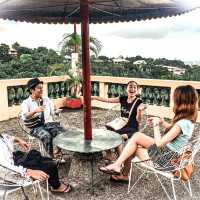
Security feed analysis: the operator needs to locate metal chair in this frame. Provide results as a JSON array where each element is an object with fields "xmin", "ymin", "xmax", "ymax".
[
  {"xmin": 18, "ymin": 109, "xmax": 64, "ymax": 156},
  {"xmin": 128, "ymin": 137, "xmax": 200, "ymax": 200},
  {"xmin": 18, "ymin": 113, "xmax": 47, "ymax": 156},
  {"xmin": 0, "ymin": 163, "xmax": 49, "ymax": 200}
]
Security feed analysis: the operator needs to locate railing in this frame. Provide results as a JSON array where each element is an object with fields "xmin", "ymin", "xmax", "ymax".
[
  {"xmin": 1, "ymin": 75, "xmax": 200, "ymax": 122},
  {"xmin": 1, "ymin": 76, "xmax": 67, "ymax": 120},
  {"xmin": 90, "ymin": 76, "xmax": 200, "ymax": 121}
]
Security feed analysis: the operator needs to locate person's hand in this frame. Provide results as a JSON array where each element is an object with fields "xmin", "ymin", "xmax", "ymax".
[
  {"xmin": 15, "ymin": 137, "xmax": 31, "ymax": 150},
  {"xmin": 26, "ymin": 169, "xmax": 49, "ymax": 181},
  {"xmin": 54, "ymin": 109, "xmax": 62, "ymax": 116},
  {"xmin": 159, "ymin": 117, "xmax": 165, "ymax": 125},
  {"xmin": 146, "ymin": 116, "xmax": 153, "ymax": 127},
  {"xmin": 121, "ymin": 134, "xmax": 128, "ymax": 140},
  {"xmin": 138, "ymin": 105, "xmax": 146, "ymax": 112},
  {"xmin": 153, "ymin": 117, "xmax": 160, "ymax": 127},
  {"xmin": 19, "ymin": 139, "xmax": 31, "ymax": 150},
  {"xmin": 34, "ymin": 106, "xmax": 44, "ymax": 113},
  {"xmin": 147, "ymin": 117, "xmax": 163, "ymax": 127}
]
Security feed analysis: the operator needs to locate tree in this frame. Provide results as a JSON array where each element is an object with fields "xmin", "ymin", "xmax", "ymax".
[
  {"xmin": 59, "ymin": 32, "xmax": 102, "ymax": 57},
  {"xmin": 0, "ymin": 43, "xmax": 12, "ymax": 63},
  {"xmin": 47, "ymin": 63, "xmax": 70, "ymax": 76},
  {"xmin": 17, "ymin": 46, "xmax": 33, "ymax": 56},
  {"xmin": 12, "ymin": 42, "xmax": 20, "ymax": 51}
]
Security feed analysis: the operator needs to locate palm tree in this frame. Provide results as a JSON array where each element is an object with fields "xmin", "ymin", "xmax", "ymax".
[
  {"xmin": 59, "ymin": 24, "xmax": 102, "ymax": 57},
  {"xmin": 66, "ymin": 71, "xmax": 82, "ymax": 98},
  {"xmin": 47, "ymin": 63, "xmax": 70, "ymax": 76}
]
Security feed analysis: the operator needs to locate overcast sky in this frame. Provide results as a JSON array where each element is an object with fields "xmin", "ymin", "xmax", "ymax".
[{"xmin": 0, "ymin": 8, "xmax": 200, "ymax": 62}]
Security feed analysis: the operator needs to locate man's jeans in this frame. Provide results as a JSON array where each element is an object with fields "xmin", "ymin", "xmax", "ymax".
[{"xmin": 30, "ymin": 122, "xmax": 65, "ymax": 156}]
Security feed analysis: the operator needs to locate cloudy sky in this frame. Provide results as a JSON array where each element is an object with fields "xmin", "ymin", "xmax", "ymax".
[{"xmin": 0, "ymin": 8, "xmax": 200, "ymax": 62}]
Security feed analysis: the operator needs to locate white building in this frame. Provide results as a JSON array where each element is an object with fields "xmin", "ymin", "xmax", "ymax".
[
  {"xmin": 162, "ymin": 65, "xmax": 186, "ymax": 75},
  {"xmin": 113, "ymin": 57, "xmax": 129, "ymax": 64},
  {"xmin": 133, "ymin": 60, "xmax": 147, "ymax": 65}
]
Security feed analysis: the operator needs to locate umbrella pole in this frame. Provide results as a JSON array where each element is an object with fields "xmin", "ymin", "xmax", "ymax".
[{"xmin": 80, "ymin": 0, "xmax": 92, "ymax": 140}]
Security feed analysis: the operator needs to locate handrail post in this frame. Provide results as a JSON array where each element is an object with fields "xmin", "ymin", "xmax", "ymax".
[{"xmin": 0, "ymin": 83, "xmax": 9, "ymax": 120}]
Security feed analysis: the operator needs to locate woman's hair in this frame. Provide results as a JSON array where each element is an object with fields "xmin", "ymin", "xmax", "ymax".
[
  {"xmin": 172, "ymin": 85, "xmax": 198, "ymax": 123},
  {"xmin": 127, "ymin": 81, "xmax": 138, "ymax": 88},
  {"xmin": 127, "ymin": 81, "xmax": 140, "ymax": 97}
]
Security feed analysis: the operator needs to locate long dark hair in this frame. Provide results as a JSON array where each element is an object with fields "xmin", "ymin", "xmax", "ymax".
[{"xmin": 172, "ymin": 85, "xmax": 198, "ymax": 124}]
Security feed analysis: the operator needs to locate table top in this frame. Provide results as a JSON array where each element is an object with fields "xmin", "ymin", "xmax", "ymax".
[{"xmin": 53, "ymin": 128, "xmax": 122, "ymax": 153}]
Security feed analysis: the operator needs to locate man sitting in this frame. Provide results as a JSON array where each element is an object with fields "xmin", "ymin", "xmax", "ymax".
[
  {"xmin": 0, "ymin": 133, "xmax": 71, "ymax": 193},
  {"xmin": 21, "ymin": 78, "xmax": 65, "ymax": 157}
]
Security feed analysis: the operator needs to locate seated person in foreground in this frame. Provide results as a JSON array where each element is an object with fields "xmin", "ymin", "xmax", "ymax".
[
  {"xmin": 21, "ymin": 78, "xmax": 65, "ymax": 157},
  {"xmin": 92, "ymin": 81, "xmax": 145, "ymax": 158},
  {"xmin": 99, "ymin": 85, "xmax": 198, "ymax": 182},
  {"xmin": 0, "ymin": 133, "xmax": 71, "ymax": 193}
]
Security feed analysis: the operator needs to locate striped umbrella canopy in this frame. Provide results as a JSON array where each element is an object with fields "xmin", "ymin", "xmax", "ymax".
[{"xmin": 0, "ymin": 0, "xmax": 198, "ymax": 140}]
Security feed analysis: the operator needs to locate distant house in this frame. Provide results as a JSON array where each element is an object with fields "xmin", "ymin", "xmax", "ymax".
[
  {"xmin": 113, "ymin": 57, "xmax": 129, "ymax": 64},
  {"xmin": 9, "ymin": 48, "xmax": 17, "ymax": 57},
  {"xmin": 133, "ymin": 60, "xmax": 147, "ymax": 65},
  {"xmin": 162, "ymin": 65, "xmax": 186, "ymax": 75},
  {"xmin": 92, "ymin": 59, "xmax": 104, "ymax": 63}
]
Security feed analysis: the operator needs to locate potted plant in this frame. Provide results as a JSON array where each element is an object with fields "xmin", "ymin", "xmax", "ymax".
[{"xmin": 65, "ymin": 71, "xmax": 83, "ymax": 109}]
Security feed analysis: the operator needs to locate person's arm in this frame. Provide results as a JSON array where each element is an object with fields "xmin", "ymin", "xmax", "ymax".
[
  {"xmin": 153, "ymin": 118, "xmax": 162, "ymax": 147},
  {"xmin": 159, "ymin": 117, "xmax": 171, "ymax": 129},
  {"xmin": 91, "ymin": 96, "xmax": 119, "ymax": 103},
  {"xmin": 21, "ymin": 101, "xmax": 44, "ymax": 119},
  {"xmin": 0, "ymin": 135, "xmax": 48, "ymax": 180},
  {"xmin": 26, "ymin": 107, "xmax": 44, "ymax": 119},
  {"xmin": 136, "ymin": 103, "xmax": 146, "ymax": 123},
  {"xmin": 48, "ymin": 98, "xmax": 56, "ymax": 114},
  {"xmin": 153, "ymin": 118, "xmax": 180, "ymax": 148},
  {"xmin": 0, "ymin": 134, "xmax": 28, "ymax": 176}
]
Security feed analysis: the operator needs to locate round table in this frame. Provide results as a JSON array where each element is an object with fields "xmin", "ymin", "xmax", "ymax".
[
  {"xmin": 54, "ymin": 128, "xmax": 122, "ymax": 153},
  {"xmin": 54, "ymin": 128, "xmax": 122, "ymax": 193}
]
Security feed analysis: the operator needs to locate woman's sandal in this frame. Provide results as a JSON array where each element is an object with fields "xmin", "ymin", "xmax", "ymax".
[
  {"xmin": 51, "ymin": 183, "xmax": 71, "ymax": 193},
  {"xmin": 110, "ymin": 175, "xmax": 129, "ymax": 183},
  {"xmin": 99, "ymin": 166, "xmax": 121, "ymax": 176}
]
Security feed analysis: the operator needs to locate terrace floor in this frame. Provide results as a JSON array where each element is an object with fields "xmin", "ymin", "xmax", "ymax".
[{"xmin": 1, "ymin": 108, "xmax": 200, "ymax": 200}]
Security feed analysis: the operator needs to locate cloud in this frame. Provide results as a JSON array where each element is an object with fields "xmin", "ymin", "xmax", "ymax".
[
  {"xmin": 0, "ymin": 9, "xmax": 200, "ymax": 62},
  {"xmin": 109, "ymin": 26, "xmax": 168, "ymax": 39},
  {"xmin": 0, "ymin": 26, "xmax": 6, "ymax": 32},
  {"xmin": 104, "ymin": 9, "xmax": 200, "ymax": 40}
]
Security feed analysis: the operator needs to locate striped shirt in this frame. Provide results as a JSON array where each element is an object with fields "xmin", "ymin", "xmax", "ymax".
[{"xmin": 21, "ymin": 96, "xmax": 55, "ymax": 123}]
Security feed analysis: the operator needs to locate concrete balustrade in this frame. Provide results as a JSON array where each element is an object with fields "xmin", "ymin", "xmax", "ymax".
[
  {"xmin": 0, "ymin": 75, "xmax": 200, "ymax": 122},
  {"xmin": 90, "ymin": 76, "xmax": 200, "ymax": 121},
  {"xmin": 0, "ymin": 76, "xmax": 67, "ymax": 121}
]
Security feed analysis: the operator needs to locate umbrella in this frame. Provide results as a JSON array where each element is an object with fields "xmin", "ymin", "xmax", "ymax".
[
  {"xmin": 0, "ymin": 0, "xmax": 198, "ymax": 140},
  {"xmin": 0, "ymin": 1, "xmax": 197, "ymax": 24}
]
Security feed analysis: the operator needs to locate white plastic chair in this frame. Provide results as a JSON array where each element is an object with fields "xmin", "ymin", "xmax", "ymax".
[
  {"xmin": 0, "ymin": 163, "xmax": 49, "ymax": 200},
  {"xmin": 128, "ymin": 137, "xmax": 200, "ymax": 200}
]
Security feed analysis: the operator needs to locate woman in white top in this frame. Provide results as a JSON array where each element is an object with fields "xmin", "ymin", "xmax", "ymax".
[{"xmin": 99, "ymin": 85, "xmax": 198, "ymax": 182}]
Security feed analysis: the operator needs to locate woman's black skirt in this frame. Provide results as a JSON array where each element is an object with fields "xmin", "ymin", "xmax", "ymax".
[{"xmin": 106, "ymin": 125, "xmax": 138, "ymax": 139}]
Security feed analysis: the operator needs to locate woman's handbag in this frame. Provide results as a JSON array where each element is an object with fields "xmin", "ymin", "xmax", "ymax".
[
  {"xmin": 171, "ymin": 150, "xmax": 194, "ymax": 181},
  {"xmin": 106, "ymin": 98, "xmax": 139, "ymax": 131}
]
